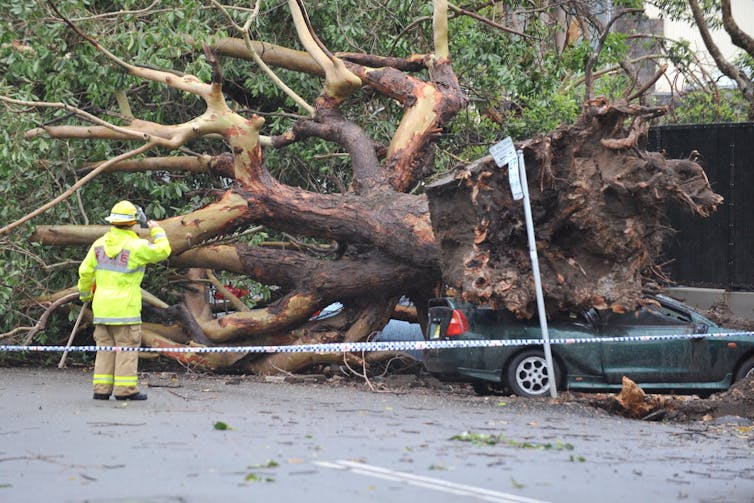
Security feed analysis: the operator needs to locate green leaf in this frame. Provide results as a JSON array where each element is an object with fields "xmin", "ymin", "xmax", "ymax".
[
  {"xmin": 248, "ymin": 460, "xmax": 279, "ymax": 469},
  {"xmin": 244, "ymin": 473, "xmax": 275, "ymax": 483}
]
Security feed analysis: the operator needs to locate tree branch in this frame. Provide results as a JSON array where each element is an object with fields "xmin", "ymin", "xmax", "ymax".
[
  {"xmin": 688, "ymin": 0, "xmax": 753, "ymax": 99},
  {"xmin": 447, "ymin": 2, "xmax": 526, "ymax": 38},
  {"xmin": 211, "ymin": 0, "xmax": 315, "ymax": 115},
  {"xmin": 582, "ymin": 7, "xmax": 644, "ymax": 101},
  {"xmin": 433, "ymin": 0, "xmax": 450, "ymax": 59},
  {"xmin": 721, "ymin": 0, "xmax": 754, "ymax": 56},
  {"xmin": 292, "ymin": 112, "xmax": 383, "ymax": 191},
  {"xmin": 627, "ymin": 63, "xmax": 668, "ymax": 102},
  {"xmin": 0, "ymin": 135, "xmax": 155, "ymax": 236},
  {"xmin": 0, "ymin": 292, "xmax": 78, "ymax": 343},
  {"xmin": 288, "ymin": 0, "xmax": 362, "ymax": 101}
]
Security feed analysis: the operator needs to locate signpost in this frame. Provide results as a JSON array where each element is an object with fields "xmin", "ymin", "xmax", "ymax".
[{"xmin": 490, "ymin": 138, "xmax": 558, "ymax": 398}]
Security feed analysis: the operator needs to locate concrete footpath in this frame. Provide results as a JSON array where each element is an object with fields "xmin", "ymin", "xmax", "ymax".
[{"xmin": 1, "ymin": 367, "xmax": 753, "ymax": 503}]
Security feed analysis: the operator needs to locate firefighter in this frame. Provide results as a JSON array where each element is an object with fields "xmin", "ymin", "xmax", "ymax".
[{"xmin": 78, "ymin": 200, "xmax": 171, "ymax": 401}]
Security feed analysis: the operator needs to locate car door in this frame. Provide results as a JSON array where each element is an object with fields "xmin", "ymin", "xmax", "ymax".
[
  {"xmin": 599, "ymin": 302, "xmax": 708, "ymax": 385},
  {"xmin": 526, "ymin": 310, "xmax": 605, "ymax": 384}
]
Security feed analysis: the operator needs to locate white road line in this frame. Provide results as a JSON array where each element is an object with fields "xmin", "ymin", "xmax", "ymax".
[{"xmin": 313, "ymin": 460, "xmax": 550, "ymax": 503}]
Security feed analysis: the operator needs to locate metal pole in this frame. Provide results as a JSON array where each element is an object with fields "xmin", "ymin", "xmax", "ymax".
[{"xmin": 517, "ymin": 150, "xmax": 558, "ymax": 398}]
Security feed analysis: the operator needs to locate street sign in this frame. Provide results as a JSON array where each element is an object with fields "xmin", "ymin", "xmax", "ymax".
[
  {"xmin": 489, "ymin": 137, "xmax": 517, "ymax": 168},
  {"xmin": 489, "ymin": 137, "xmax": 523, "ymax": 200}
]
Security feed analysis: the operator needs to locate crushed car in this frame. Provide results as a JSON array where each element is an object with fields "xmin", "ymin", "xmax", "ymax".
[{"xmin": 424, "ymin": 295, "xmax": 754, "ymax": 397}]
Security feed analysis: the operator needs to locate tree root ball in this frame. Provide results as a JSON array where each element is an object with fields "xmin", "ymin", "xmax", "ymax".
[{"xmin": 427, "ymin": 99, "xmax": 723, "ymax": 318}]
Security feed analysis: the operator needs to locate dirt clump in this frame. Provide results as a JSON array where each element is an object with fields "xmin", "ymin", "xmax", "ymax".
[
  {"xmin": 572, "ymin": 376, "xmax": 754, "ymax": 423},
  {"xmin": 695, "ymin": 375, "xmax": 754, "ymax": 421},
  {"xmin": 703, "ymin": 300, "xmax": 754, "ymax": 332},
  {"xmin": 614, "ymin": 376, "xmax": 660, "ymax": 419}
]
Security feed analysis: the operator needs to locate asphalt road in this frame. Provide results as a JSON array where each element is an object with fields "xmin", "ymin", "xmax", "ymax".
[{"xmin": 1, "ymin": 367, "xmax": 752, "ymax": 503}]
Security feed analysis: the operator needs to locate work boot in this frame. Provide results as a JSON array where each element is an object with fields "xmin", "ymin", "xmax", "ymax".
[
  {"xmin": 93, "ymin": 393, "xmax": 110, "ymax": 400},
  {"xmin": 115, "ymin": 392, "xmax": 148, "ymax": 401}
]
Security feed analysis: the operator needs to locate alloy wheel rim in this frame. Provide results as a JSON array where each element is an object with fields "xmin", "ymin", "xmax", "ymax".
[{"xmin": 515, "ymin": 356, "xmax": 550, "ymax": 396}]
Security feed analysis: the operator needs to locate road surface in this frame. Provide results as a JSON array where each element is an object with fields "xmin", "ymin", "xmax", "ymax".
[{"xmin": 1, "ymin": 367, "xmax": 752, "ymax": 502}]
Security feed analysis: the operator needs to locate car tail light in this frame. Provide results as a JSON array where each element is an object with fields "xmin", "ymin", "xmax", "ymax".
[{"xmin": 445, "ymin": 309, "xmax": 469, "ymax": 336}]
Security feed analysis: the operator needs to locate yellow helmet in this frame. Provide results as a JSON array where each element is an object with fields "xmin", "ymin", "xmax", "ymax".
[{"xmin": 105, "ymin": 200, "xmax": 138, "ymax": 225}]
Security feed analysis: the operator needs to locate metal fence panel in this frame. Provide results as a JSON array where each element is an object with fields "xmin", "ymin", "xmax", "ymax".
[
  {"xmin": 730, "ymin": 124, "xmax": 754, "ymax": 289},
  {"xmin": 649, "ymin": 123, "xmax": 754, "ymax": 290}
]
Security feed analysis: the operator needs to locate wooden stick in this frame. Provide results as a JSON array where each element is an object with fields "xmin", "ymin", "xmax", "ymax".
[{"xmin": 58, "ymin": 302, "xmax": 87, "ymax": 368}]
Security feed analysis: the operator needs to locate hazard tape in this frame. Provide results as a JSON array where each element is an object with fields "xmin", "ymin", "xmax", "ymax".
[{"xmin": 1, "ymin": 330, "xmax": 753, "ymax": 354}]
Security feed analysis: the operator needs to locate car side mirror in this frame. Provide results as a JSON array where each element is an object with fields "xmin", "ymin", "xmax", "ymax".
[{"xmin": 694, "ymin": 322, "xmax": 708, "ymax": 335}]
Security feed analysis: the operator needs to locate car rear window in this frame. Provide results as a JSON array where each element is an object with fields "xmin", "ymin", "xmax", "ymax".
[{"xmin": 601, "ymin": 304, "xmax": 692, "ymax": 327}]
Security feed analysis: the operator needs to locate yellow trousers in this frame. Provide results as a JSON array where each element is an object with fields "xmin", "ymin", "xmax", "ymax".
[{"xmin": 92, "ymin": 324, "xmax": 141, "ymax": 397}]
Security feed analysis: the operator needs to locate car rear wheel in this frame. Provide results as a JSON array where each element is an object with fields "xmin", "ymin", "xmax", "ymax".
[
  {"xmin": 506, "ymin": 350, "xmax": 559, "ymax": 397},
  {"xmin": 734, "ymin": 356, "xmax": 754, "ymax": 381}
]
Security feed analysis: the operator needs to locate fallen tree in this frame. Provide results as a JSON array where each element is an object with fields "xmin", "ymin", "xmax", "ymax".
[{"xmin": 1, "ymin": 2, "xmax": 722, "ymax": 373}]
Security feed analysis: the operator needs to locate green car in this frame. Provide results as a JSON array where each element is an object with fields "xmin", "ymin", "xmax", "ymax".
[{"xmin": 424, "ymin": 295, "xmax": 754, "ymax": 397}]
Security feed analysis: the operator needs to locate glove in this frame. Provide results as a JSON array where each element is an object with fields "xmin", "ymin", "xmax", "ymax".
[{"xmin": 80, "ymin": 293, "xmax": 93, "ymax": 303}]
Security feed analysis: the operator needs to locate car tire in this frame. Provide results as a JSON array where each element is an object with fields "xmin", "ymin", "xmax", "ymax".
[
  {"xmin": 506, "ymin": 350, "xmax": 560, "ymax": 398},
  {"xmin": 734, "ymin": 355, "xmax": 754, "ymax": 381}
]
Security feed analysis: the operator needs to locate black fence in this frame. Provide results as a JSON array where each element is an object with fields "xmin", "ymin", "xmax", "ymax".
[{"xmin": 648, "ymin": 123, "xmax": 754, "ymax": 290}]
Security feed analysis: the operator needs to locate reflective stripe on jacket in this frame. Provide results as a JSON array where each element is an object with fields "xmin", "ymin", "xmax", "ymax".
[{"xmin": 78, "ymin": 226, "xmax": 171, "ymax": 325}]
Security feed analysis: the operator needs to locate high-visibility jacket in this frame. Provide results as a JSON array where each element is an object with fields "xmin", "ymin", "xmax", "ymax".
[{"xmin": 78, "ymin": 226, "xmax": 171, "ymax": 325}]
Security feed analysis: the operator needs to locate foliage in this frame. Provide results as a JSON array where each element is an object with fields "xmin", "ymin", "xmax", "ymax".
[
  {"xmin": 0, "ymin": 0, "xmax": 225, "ymax": 336},
  {"xmin": 649, "ymin": 0, "xmax": 722, "ymax": 28},
  {"xmin": 660, "ymin": 88, "xmax": 749, "ymax": 124}
]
